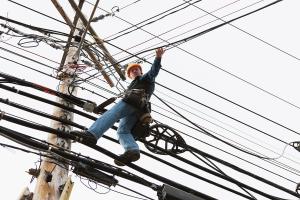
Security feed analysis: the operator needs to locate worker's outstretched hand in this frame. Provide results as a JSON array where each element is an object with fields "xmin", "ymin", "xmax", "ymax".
[{"xmin": 155, "ymin": 47, "xmax": 164, "ymax": 58}]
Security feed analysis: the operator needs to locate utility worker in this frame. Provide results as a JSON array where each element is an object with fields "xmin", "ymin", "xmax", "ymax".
[{"xmin": 74, "ymin": 47, "xmax": 165, "ymax": 166}]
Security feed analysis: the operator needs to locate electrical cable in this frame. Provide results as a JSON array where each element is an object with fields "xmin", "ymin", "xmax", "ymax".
[
  {"xmin": 2, "ymin": 45, "xmax": 300, "ymax": 173},
  {"xmin": 2, "ymin": 2, "xmax": 300, "ymax": 198},
  {"xmin": 2, "ymin": 80, "xmax": 299, "ymax": 182},
  {"xmin": 182, "ymin": 0, "xmax": 300, "ymax": 61},
  {"xmin": 7, "ymin": 0, "xmax": 72, "ymax": 28},
  {"xmin": 2, "ymin": 60, "xmax": 300, "ymax": 177},
  {"xmin": 153, "ymin": 93, "xmax": 280, "ymax": 159},
  {"xmin": 3, "ymin": 78, "xmax": 300, "ymax": 182},
  {"xmin": 0, "ymin": 124, "xmax": 217, "ymax": 200},
  {"xmin": 105, "ymin": 0, "xmax": 202, "ymax": 41},
  {"xmin": 1, "ymin": 110, "xmax": 298, "ymax": 199},
  {"xmin": 4, "ymin": 9, "xmax": 299, "ymax": 145},
  {"xmin": 0, "ymin": 65, "xmax": 294, "ymax": 161}
]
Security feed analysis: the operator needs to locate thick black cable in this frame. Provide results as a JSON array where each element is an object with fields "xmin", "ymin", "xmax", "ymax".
[
  {"xmin": 0, "ymin": 81, "xmax": 298, "ymax": 183},
  {"xmin": 2, "ymin": 56, "xmax": 300, "ymax": 180},
  {"xmin": 2, "ymin": 81, "xmax": 300, "ymax": 197},
  {"xmin": 0, "ymin": 126, "xmax": 159, "ymax": 191},
  {"xmin": 1, "ymin": 110, "xmax": 297, "ymax": 199},
  {"xmin": 103, "ymin": 136, "xmax": 296, "ymax": 200},
  {"xmin": 0, "ymin": 83, "xmax": 95, "ymax": 120},
  {"xmin": 2, "ymin": 79, "xmax": 299, "ymax": 183},
  {"xmin": 0, "ymin": 124, "xmax": 217, "ymax": 200},
  {"xmin": 0, "ymin": 71, "xmax": 90, "ymax": 108},
  {"xmin": 0, "ymin": 97, "xmax": 86, "ymax": 130}
]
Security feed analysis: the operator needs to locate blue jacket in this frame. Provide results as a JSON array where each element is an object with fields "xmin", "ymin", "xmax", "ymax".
[{"xmin": 127, "ymin": 57, "xmax": 162, "ymax": 99}]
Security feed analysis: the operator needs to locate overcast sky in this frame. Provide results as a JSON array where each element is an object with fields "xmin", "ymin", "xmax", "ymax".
[{"xmin": 1, "ymin": 0, "xmax": 300, "ymax": 200}]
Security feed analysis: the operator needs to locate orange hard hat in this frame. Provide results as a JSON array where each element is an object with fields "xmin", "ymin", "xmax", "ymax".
[{"xmin": 126, "ymin": 63, "xmax": 142, "ymax": 78}]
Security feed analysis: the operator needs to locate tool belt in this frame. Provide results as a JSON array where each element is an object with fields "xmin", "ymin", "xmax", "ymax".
[{"xmin": 122, "ymin": 89, "xmax": 148, "ymax": 109}]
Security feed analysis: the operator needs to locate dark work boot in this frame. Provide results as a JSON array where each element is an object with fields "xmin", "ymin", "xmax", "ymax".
[
  {"xmin": 114, "ymin": 150, "xmax": 140, "ymax": 166},
  {"xmin": 71, "ymin": 130, "xmax": 97, "ymax": 145}
]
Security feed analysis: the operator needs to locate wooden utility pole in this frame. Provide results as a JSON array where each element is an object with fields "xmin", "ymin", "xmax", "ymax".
[
  {"xmin": 32, "ymin": 1, "xmax": 97, "ymax": 199},
  {"xmin": 32, "ymin": 32, "xmax": 81, "ymax": 200},
  {"xmin": 30, "ymin": 0, "xmax": 123, "ymax": 198}
]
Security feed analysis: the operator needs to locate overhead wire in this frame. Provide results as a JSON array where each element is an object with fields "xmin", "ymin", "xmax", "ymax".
[
  {"xmin": 1, "ymin": 53, "xmax": 298, "ymax": 170},
  {"xmin": 104, "ymin": 0, "xmax": 203, "ymax": 41},
  {"xmin": 0, "ymin": 124, "xmax": 218, "ymax": 199},
  {"xmin": 2, "ymin": 36, "xmax": 300, "ymax": 177},
  {"xmin": 92, "ymin": 0, "xmax": 300, "ymax": 136},
  {"xmin": 1, "ymin": 82, "xmax": 298, "ymax": 196},
  {"xmin": 182, "ymin": 0, "xmax": 300, "ymax": 61},
  {"xmin": 106, "ymin": 0, "xmax": 244, "ymax": 58},
  {"xmin": 2, "ymin": 122, "xmax": 286, "ymax": 199},
  {"xmin": 5, "ymin": 0, "xmax": 295, "ymax": 132},
  {"xmin": 2, "ymin": 43, "xmax": 300, "ymax": 177},
  {"xmin": 2, "ymin": 78, "xmax": 299, "ymax": 180},
  {"xmin": 1, "ymin": 83, "xmax": 298, "ymax": 198},
  {"xmin": 7, "ymin": 0, "xmax": 72, "ymax": 28},
  {"xmin": 5, "ymin": 2, "xmax": 299, "ymax": 147},
  {"xmin": 2, "ymin": 1, "xmax": 300, "ymax": 198}
]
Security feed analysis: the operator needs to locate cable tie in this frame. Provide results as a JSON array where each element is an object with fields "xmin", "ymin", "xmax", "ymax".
[
  {"xmin": 83, "ymin": 101, "xmax": 96, "ymax": 113},
  {"xmin": 0, "ymin": 110, "xmax": 4, "ymax": 120}
]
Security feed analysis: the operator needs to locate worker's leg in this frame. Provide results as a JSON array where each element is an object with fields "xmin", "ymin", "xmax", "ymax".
[
  {"xmin": 88, "ymin": 100, "xmax": 137, "ymax": 139},
  {"xmin": 117, "ymin": 114, "xmax": 139, "ymax": 151}
]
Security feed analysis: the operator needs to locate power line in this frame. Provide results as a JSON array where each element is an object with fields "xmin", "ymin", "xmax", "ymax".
[
  {"xmin": 182, "ymin": 0, "xmax": 300, "ymax": 61},
  {"xmin": 104, "ymin": 0, "xmax": 203, "ymax": 41}
]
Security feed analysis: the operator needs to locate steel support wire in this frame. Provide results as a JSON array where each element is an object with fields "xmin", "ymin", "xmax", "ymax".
[{"xmin": 0, "ymin": 126, "xmax": 158, "ymax": 191}]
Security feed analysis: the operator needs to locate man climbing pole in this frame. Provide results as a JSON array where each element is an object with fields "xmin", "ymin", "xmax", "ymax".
[{"xmin": 73, "ymin": 47, "xmax": 165, "ymax": 166}]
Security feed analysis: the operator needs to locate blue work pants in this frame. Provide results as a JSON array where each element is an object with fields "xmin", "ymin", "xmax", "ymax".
[{"xmin": 88, "ymin": 100, "xmax": 139, "ymax": 151}]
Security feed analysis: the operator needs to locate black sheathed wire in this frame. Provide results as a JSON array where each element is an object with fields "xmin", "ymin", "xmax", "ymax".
[{"xmin": 1, "ymin": 110, "xmax": 298, "ymax": 199}]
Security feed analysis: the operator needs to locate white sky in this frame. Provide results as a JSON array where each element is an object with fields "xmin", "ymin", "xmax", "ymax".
[{"xmin": 1, "ymin": 0, "xmax": 300, "ymax": 200}]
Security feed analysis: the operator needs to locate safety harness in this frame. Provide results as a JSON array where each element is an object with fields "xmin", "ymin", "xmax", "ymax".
[{"xmin": 94, "ymin": 77, "xmax": 154, "ymax": 139}]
